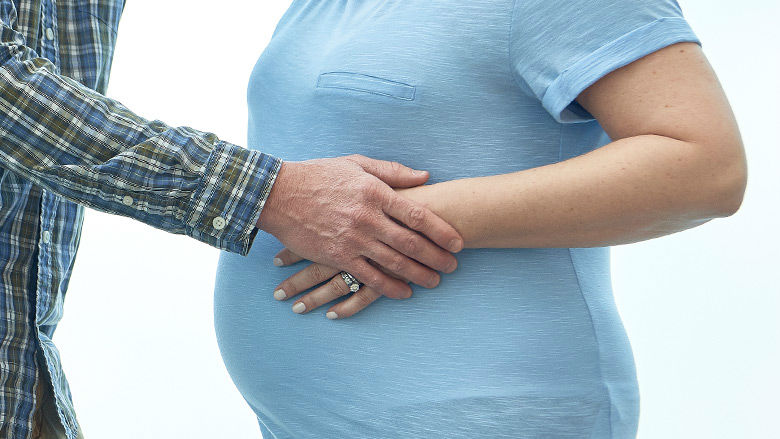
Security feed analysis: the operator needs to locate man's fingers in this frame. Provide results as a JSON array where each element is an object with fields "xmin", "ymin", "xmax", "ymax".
[
  {"xmin": 273, "ymin": 262, "xmax": 340, "ymax": 301},
  {"xmin": 379, "ymin": 220, "xmax": 458, "ymax": 274},
  {"xmin": 326, "ymin": 285, "xmax": 384, "ymax": 319},
  {"xmin": 274, "ymin": 247, "xmax": 304, "ymax": 266},
  {"xmin": 364, "ymin": 242, "xmax": 440, "ymax": 289},
  {"xmin": 349, "ymin": 258, "xmax": 412, "ymax": 299},
  {"xmin": 346, "ymin": 154, "xmax": 429, "ymax": 188},
  {"xmin": 382, "ymin": 191, "xmax": 463, "ymax": 253}
]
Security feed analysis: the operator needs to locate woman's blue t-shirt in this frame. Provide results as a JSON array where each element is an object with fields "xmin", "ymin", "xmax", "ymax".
[{"xmin": 213, "ymin": 1, "xmax": 700, "ymax": 438}]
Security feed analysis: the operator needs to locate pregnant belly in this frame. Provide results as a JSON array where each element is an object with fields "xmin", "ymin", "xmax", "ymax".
[{"xmin": 214, "ymin": 232, "xmax": 614, "ymax": 437}]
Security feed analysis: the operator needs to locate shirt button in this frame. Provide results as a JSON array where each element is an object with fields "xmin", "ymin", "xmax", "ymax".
[
  {"xmin": 42, "ymin": 230, "xmax": 51, "ymax": 244},
  {"xmin": 212, "ymin": 216, "xmax": 226, "ymax": 230},
  {"xmin": 45, "ymin": 27, "xmax": 55, "ymax": 41},
  {"xmin": 122, "ymin": 195, "xmax": 134, "ymax": 206}
]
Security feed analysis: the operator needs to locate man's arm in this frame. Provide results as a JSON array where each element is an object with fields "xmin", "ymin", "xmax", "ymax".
[
  {"xmin": 0, "ymin": 12, "xmax": 280, "ymax": 256},
  {"xmin": 0, "ymin": 9, "xmax": 463, "ymax": 298}
]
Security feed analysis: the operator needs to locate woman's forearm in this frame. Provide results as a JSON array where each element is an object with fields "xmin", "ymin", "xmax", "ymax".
[{"xmin": 397, "ymin": 134, "xmax": 746, "ymax": 248}]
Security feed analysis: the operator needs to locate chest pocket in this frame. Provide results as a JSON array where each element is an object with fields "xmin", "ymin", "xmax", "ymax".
[{"xmin": 316, "ymin": 71, "xmax": 416, "ymax": 101}]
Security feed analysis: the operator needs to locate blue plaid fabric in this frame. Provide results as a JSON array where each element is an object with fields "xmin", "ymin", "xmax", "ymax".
[{"xmin": 0, "ymin": 1, "xmax": 282, "ymax": 437}]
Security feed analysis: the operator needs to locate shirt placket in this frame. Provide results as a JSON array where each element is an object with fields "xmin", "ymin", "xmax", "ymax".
[
  {"xmin": 35, "ymin": 0, "xmax": 58, "ymax": 334},
  {"xmin": 35, "ymin": 1, "xmax": 73, "ymax": 437}
]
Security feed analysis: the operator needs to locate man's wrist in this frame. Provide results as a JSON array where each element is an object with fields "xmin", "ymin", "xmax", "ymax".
[{"xmin": 256, "ymin": 160, "xmax": 291, "ymax": 234}]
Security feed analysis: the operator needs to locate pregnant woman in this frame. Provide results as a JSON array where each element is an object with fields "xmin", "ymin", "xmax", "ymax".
[{"xmin": 214, "ymin": 0, "xmax": 746, "ymax": 438}]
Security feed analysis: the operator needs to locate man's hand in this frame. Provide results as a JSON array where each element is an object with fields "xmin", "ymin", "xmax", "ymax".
[{"xmin": 256, "ymin": 154, "xmax": 463, "ymax": 299}]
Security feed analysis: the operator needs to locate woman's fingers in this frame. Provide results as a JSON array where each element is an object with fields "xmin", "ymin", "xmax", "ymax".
[
  {"xmin": 288, "ymin": 272, "xmax": 374, "ymax": 315},
  {"xmin": 273, "ymin": 262, "xmax": 339, "ymax": 301},
  {"xmin": 325, "ymin": 285, "xmax": 384, "ymax": 319},
  {"xmin": 286, "ymin": 273, "xmax": 387, "ymax": 319},
  {"xmin": 278, "ymin": 260, "xmax": 415, "ymax": 318},
  {"xmin": 272, "ymin": 235, "xmax": 435, "ymax": 317},
  {"xmin": 274, "ymin": 247, "xmax": 305, "ymax": 266}
]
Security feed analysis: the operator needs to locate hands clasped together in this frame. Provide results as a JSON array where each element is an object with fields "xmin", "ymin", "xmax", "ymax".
[{"xmin": 255, "ymin": 154, "xmax": 463, "ymax": 319}]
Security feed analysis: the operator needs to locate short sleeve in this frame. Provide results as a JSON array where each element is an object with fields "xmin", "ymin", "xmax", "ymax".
[{"xmin": 509, "ymin": 0, "xmax": 701, "ymax": 124}]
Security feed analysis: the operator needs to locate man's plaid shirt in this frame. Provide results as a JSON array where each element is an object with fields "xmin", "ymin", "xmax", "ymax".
[{"xmin": 0, "ymin": 1, "xmax": 282, "ymax": 437}]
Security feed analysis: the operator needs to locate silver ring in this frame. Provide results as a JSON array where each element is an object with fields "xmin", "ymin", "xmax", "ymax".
[{"xmin": 340, "ymin": 272, "xmax": 362, "ymax": 293}]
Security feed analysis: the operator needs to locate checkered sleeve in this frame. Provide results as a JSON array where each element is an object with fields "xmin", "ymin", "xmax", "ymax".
[{"xmin": 0, "ymin": 13, "xmax": 282, "ymax": 256}]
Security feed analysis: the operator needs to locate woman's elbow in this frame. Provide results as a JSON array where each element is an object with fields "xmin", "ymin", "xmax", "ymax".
[{"xmin": 711, "ymin": 140, "xmax": 748, "ymax": 217}]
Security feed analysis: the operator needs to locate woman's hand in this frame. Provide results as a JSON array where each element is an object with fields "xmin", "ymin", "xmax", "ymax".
[
  {"xmin": 271, "ymin": 247, "xmax": 408, "ymax": 319},
  {"xmin": 271, "ymin": 185, "xmax": 455, "ymax": 319}
]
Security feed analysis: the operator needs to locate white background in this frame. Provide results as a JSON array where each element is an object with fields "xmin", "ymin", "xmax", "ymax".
[{"xmin": 53, "ymin": 1, "xmax": 779, "ymax": 438}]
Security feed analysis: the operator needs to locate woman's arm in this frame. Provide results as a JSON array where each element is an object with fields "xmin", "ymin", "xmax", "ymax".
[
  {"xmin": 397, "ymin": 42, "xmax": 747, "ymax": 248},
  {"xmin": 270, "ymin": 42, "xmax": 748, "ymax": 319}
]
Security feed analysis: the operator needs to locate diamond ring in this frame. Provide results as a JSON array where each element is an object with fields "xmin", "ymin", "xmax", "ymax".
[{"xmin": 340, "ymin": 272, "xmax": 362, "ymax": 293}]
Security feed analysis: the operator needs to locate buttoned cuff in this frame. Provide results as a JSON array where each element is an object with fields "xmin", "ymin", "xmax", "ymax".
[{"xmin": 185, "ymin": 140, "xmax": 282, "ymax": 256}]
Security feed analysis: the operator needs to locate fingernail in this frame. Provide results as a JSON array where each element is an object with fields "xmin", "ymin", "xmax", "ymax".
[
  {"xmin": 326, "ymin": 311, "xmax": 339, "ymax": 320},
  {"xmin": 448, "ymin": 239, "xmax": 463, "ymax": 252},
  {"xmin": 273, "ymin": 258, "xmax": 284, "ymax": 266},
  {"xmin": 273, "ymin": 289, "xmax": 287, "ymax": 300},
  {"xmin": 447, "ymin": 259, "xmax": 458, "ymax": 273},
  {"xmin": 413, "ymin": 169, "xmax": 427, "ymax": 176},
  {"xmin": 292, "ymin": 302, "xmax": 306, "ymax": 313}
]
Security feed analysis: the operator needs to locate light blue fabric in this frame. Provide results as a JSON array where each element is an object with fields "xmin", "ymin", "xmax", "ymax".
[{"xmin": 213, "ymin": 1, "xmax": 700, "ymax": 437}]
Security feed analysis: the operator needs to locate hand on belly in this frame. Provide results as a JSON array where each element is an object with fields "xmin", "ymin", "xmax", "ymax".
[
  {"xmin": 269, "ymin": 246, "xmax": 409, "ymax": 320},
  {"xmin": 256, "ymin": 154, "xmax": 462, "ymax": 301}
]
